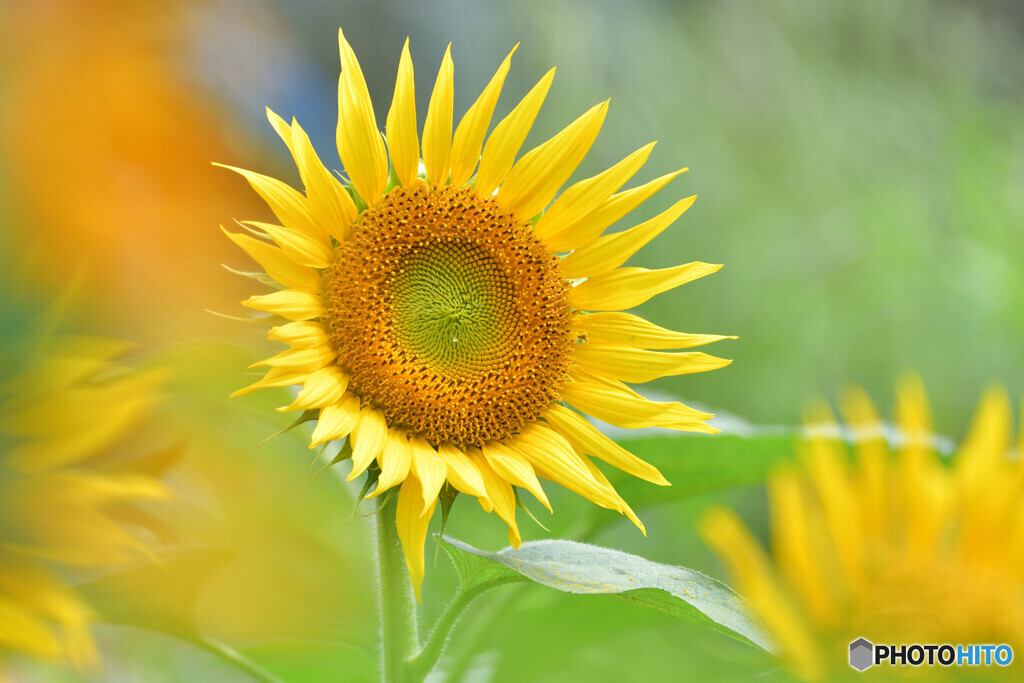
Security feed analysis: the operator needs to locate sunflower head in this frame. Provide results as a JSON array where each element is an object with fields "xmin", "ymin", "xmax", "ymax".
[
  {"xmin": 325, "ymin": 183, "xmax": 576, "ymax": 448},
  {"xmin": 225, "ymin": 30, "xmax": 732, "ymax": 599},
  {"xmin": 0, "ymin": 332, "xmax": 171, "ymax": 671},
  {"xmin": 701, "ymin": 378, "xmax": 1024, "ymax": 681}
]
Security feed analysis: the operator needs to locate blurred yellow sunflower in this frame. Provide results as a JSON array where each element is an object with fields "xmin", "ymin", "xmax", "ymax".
[
  {"xmin": 0, "ymin": 333, "xmax": 170, "ymax": 672},
  {"xmin": 701, "ymin": 378, "xmax": 1024, "ymax": 680},
  {"xmin": 224, "ymin": 31, "xmax": 731, "ymax": 598}
]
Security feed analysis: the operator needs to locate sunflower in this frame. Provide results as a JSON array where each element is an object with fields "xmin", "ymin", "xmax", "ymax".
[
  {"xmin": 0, "ymin": 332, "xmax": 170, "ymax": 672},
  {"xmin": 224, "ymin": 31, "xmax": 731, "ymax": 598},
  {"xmin": 701, "ymin": 379, "xmax": 1024, "ymax": 680}
]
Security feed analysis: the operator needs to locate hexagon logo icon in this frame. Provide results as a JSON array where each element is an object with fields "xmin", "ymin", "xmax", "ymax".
[{"xmin": 849, "ymin": 638, "xmax": 874, "ymax": 671}]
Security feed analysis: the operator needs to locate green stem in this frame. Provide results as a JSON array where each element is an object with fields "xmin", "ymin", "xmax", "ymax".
[
  {"xmin": 406, "ymin": 585, "xmax": 486, "ymax": 681},
  {"xmin": 194, "ymin": 635, "xmax": 286, "ymax": 683},
  {"xmin": 374, "ymin": 496, "xmax": 419, "ymax": 682},
  {"xmin": 442, "ymin": 585, "xmax": 524, "ymax": 682},
  {"xmin": 112, "ymin": 622, "xmax": 285, "ymax": 683}
]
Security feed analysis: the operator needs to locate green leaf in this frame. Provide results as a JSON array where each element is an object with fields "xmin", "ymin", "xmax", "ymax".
[
  {"xmin": 313, "ymin": 438, "xmax": 352, "ymax": 478},
  {"xmin": 613, "ymin": 429, "xmax": 797, "ymax": 505},
  {"xmin": 260, "ymin": 409, "xmax": 318, "ymax": 446},
  {"xmin": 437, "ymin": 482, "xmax": 458, "ymax": 537},
  {"xmin": 438, "ymin": 536, "xmax": 773, "ymax": 652},
  {"xmin": 349, "ymin": 461, "xmax": 380, "ymax": 520},
  {"xmin": 438, "ymin": 536, "xmax": 526, "ymax": 594}
]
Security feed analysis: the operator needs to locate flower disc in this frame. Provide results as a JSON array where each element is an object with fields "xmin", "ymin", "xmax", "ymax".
[{"xmin": 324, "ymin": 184, "xmax": 575, "ymax": 447}]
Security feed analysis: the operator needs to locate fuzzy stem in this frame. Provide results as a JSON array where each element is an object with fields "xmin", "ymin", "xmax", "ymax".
[
  {"xmin": 406, "ymin": 584, "xmax": 486, "ymax": 681},
  {"xmin": 375, "ymin": 496, "xmax": 419, "ymax": 682}
]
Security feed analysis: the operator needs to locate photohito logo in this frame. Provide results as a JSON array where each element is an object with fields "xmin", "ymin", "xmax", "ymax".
[
  {"xmin": 849, "ymin": 638, "xmax": 1013, "ymax": 672},
  {"xmin": 849, "ymin": 638, "xmax": 873, "ymax": 671}
]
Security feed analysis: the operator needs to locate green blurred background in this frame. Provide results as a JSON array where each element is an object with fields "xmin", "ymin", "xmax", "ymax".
[{"xmin": 1, "ymin": 0, "xmax": 1022, "ymax": 680}]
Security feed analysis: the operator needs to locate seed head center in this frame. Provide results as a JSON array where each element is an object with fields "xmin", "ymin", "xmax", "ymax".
[
  {"xmin": 323, "ymin": 184, "xmax": 575, "ymax": 447},
  {"xmin": 392, "ymin": 238, "xmax": 514, "ymax": 377}
]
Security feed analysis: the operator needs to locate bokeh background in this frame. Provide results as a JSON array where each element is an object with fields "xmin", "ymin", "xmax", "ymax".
[{"xmin": 1, "ymin": 0, "xmax": 1022, "ymax": 680}]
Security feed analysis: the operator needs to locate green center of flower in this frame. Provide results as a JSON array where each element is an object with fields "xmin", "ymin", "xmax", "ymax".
[
  {"xmin": 323, "ymin": 183, "xmax": 575, "ymax": 447},
  {"xmin": 391, "ymin": 240, "xmax": 512, "ymax": 376}
]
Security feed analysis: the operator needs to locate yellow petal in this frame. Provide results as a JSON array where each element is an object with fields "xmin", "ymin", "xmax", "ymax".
[
  {"xmin": 437, "ymin": 444, "xmax": 489, "ymax": 503},
  {"xmin": 222, "ymin": 227, "xmax": 324, "ymax": 293},
  {"xmin": 5, "ymin": 552, "xmax": 103, "ymax": 613},
  {"xmin": 550, "ymin": 168, "xmax": 687, "ymax": 253},
  {"xmin": 267, "ymin": 321, "xmax": 328, "ymax": 349},
  {"xmin": 511, "ymin": 423, "xmax": 617, "ymax": 509},
  {"xmin": 230, "ymin": 366, "xmax": 307, "ymax": 398},
  {"xmin": 770, "ymin": 470, "xmax": 838, "ymax": 626},
  {"xmin": 337, "ymin": 29, "xmax": 388, "ymax": 205},
  {"xmin": 408, "ymin": 436, "xmax": 447, "ymax": 516},
  {"xmin": 475, "ymin": 68, "xmax": 556, "ymax": 197},
  {"xmin": 535, "ymin": 143, "xmax": 655, "ymax": 249},
  {"xmin": 214, "ymin": 163, "xmax": 324, "ymax": 242},
  {"xmin": 958, "ymin": 384, "xmax": 1012, "ymax": 477},
  {"xmin": 577, "ymin": 456, "xmax": 646, "ymax": 535},
  {"xmin": 243, "ymin": 289, "xmax": 324, "ymax": 321},
  {"xmin": 283, "ymin": 366, "xmax": 349, "ymax": 411},
  {"xmin": 349, "ymin": 405, "xmax": 389, "ymax": 480},
  {"xmin": 241, "ymin": 220, "xmax": 331, "ymax": 269},
  {"xmin": 570, "ymin": 262, "xmax": 722, "ymax": 312},
  {"xmin": 386, "ymin": 38, "xmax": 419, "ymax": 187},
  {"xmin": 266, "ymin": 108, "xmax": 357, "ymax": 242},
  {"xmin": 838, "ymin": 385, "xmax": 889, "ymax": 537},
  {"xmin": 894, "ymin": 374, "xmax": 933, "ymax": 470},
  {"xmin": 543, "ymin": 403, "xmax": 668, "ymax": 485},
  {"xmin": 449, "ymin": 44, "xmax": 518, "ymax": 187},
  {"xmin": 374, "ymin": 427, "xmax": 412, "ymax": 495},
  {"xmin": 1019, "ymin": 403, "xmax": 1024, "ymax": 470},
  {"xmin": 0, "ymin": 596, "xmax": 64, "ymax": 660},
  {"xmin": 559, "ymin": 195, "xmax": 696, "ymax": 278},
  {"xmin": 24, "ymin": 376, "xmax": 159, "ymax": 439},
  {"xmin": 250, "ymin": 344, "xmax": 335, "ymax": 371},
  {"xmin": 0, "ymin": 336, "xmax": 131, "ymax": 396},
  {"xmin": 699, "ymin": 506, "xmax": 822, "ymax": 680},
  {"xmin": 954, "ymin": 386, "xmax": 1017, "ymax": 564},
  {"xmin": 574, "ymin": 344, "xmax": 731, "ymax": 384},
  {"xmin": 572, "ymin": 312, "xmax": 733, "ymax": 350},
  {"xmin": 495, "ymin": 100, "xmax": 607, "ymax": 220},
  {"xmin": 798, "ymin": 431, "xmax": 863, "ymax": 589},
  {"xmin": 560, "ymin": 377, "xmax": 715, "ymax": 432},
  {"xmin": 582, "ymin": 365, "xmax": 708, "ymax": 418},
  {"xmin": 468, "ymin": 448, "xmax": 521, "ymax": 546},
  {"xmin": 64, "ymin": 616, "xmax": 100, "ymax": 673},
  {"xmin": 396, "ymin": 477, "xmax": 436, "ymax": 602},
  {"xmin": 310, "ymin": 393, "xmax": 361, "ymax": 446},
  {"xmin": 9, "ymin": 497, "xmax": 151, "ymax": 566},
  {"xmin": 6, "ymin": 381, "xmax": 159, "ymax": 473},
  {"xmin": 422, "ymin": 45, "xmax": 454, "ymax": 186},
  {"xmin": 46, "ymin": 472, "xmax": 169, "ymax": 505},
  {"xmin": 481, "ymin": 441, "xmax": 551, "ymax": 511},
  {"xmin": 0, "ymin": 564, "xmax": 98, "ymax": 665}
]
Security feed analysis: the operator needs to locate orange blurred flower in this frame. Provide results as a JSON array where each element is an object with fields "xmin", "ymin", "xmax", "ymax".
[{"xmin": 0, "ymin": 0, "xmax": 269, "ymax": 339}]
